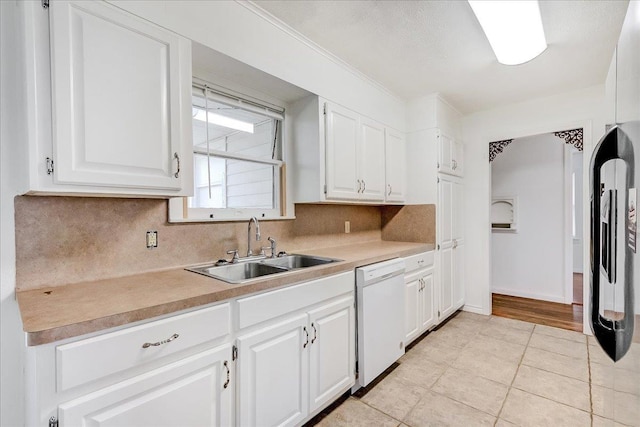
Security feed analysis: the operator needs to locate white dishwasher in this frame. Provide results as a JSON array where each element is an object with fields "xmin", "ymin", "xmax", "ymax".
[{"xmin": 355, "ymin": 258, "xmax": 406, "ymax": 389}]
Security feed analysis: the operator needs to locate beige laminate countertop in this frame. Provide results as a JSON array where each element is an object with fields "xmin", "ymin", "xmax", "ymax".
[{"xmin": 17, "ymin": 241, "xmax": 434, "ymax": 346}]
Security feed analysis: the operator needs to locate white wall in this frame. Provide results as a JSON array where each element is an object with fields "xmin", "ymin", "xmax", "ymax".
[
  {"xmin": 108, "ymin": 0, "xmax": 406, "ymax": 131},
  {"xmin": 1, "ymin": 2, "xmax": 26, "ymax": 426},
  {"xmin": 491, "ymin": 133, "xmax": 566, "ymax": 303},
  {"xmin": 461, "ymin": 85, "xmax": 606, "ymax": 319},
  {"xmin": 573, "ymin": 151, "xmax": 584, "ymax": 274}
]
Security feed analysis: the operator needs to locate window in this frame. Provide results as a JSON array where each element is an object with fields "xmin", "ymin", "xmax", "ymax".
[{"xmin": 183, "ymin": 84, "xmax": 285, "ymax": 220}]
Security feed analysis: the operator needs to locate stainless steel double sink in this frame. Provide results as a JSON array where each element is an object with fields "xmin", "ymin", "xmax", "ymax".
[{"xmin": 186, "ymin": 254, "xmax": 342, "ymax": 284}]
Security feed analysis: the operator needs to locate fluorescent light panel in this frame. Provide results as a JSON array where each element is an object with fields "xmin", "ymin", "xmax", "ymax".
[
  {"xmin": 193, "ymin": 109, "xmax": 254, "ymax": 134},
  {"xmin": 468, "ymin": 0, "xmax": 547, "ymax": 65}
]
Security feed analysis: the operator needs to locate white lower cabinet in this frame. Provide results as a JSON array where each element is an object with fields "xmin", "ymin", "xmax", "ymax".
[
  {"xmin": 59, "ymin": 344, "xmax": 233, "ymax": 427},
  {"xmin": 404, "ymin": 253, "xmax": 436, "ymax": 345},
  {"xmin": 28, "ymin": 272, "xmax": 356, "ymax": 427},
  {"xmin": 237, "ymin": 314, "xmax": 309, "ymax": 427},
  {"xmin": 308, "ymin": 297, "xmax": 355, "ymax": 413},
  {"xmin": 237, "ymin": 295, "xmax": 355, "ymax": 426}
]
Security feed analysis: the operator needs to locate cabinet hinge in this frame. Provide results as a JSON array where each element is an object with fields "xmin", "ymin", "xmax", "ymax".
[
  {"xmin": 42, "ymin": 0, "xmax": 49, "ymax": 8},
  {"xmin": 46, "ymin": 157, "xmax": 54, "ymax": 175},
  {"xmin": 437, "ymin": 177, "xmax": 440, "ymax": 183},
  {"xmin": 49, "ymin": 416, "xmax": 58, "ymax": 427},
  {"xmin": 437, "ymin": 244, "xmax": 440, "ymax": 250},
  {"xmin": 232, "ymin": 345, "xmax": 238, "ymax": 361},
  {"xmin": 323, "ymin": 184, "xmax": 327, "ymax": 194},
  {"xmin": 323, "ymin": 104, "xmax": 327, "ymax": 115},
  {"xmin": 437, "ymin": 162, "xmax": 440, "ymax": 169},
  {"xmin": 438, "ymin": 310, "xmax": 441, "ymax": 317}
]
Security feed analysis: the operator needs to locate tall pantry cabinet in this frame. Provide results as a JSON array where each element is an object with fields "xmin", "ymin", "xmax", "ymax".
[{"xmin": 406, "ymin": 95, "xmax": 466, "ymax": 323}]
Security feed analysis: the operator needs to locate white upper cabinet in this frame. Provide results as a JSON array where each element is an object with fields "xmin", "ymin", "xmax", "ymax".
[
  {"xmin": 325, "ymin": 103, "xmax": 385, "ymax": 202},
  {"xmin": 19, "ymin": 1, "xmax": 193, "ymax": 196},
  {"xmin": 358, "ymin": 117, "xmax": 386, "ymax": 201},
  {"xmin": 384, "ymin": 129, "xmax": 406, "ymax": 203},
  {"xmin": 291, "ymin": 95, "xmax": 400, "ymax": 204},
  {"xmin": 325, "ymin": 103, "xmax": 361, "ymax": 200},
  {"xmin": 437, "ymin": 132, "xmax": 463, "ymax": 177}
]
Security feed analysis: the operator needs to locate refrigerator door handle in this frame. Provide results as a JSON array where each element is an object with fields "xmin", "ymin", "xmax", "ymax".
[{"xmin": 590, "ymin": 124, "xmax": 636, "ymax": 362}]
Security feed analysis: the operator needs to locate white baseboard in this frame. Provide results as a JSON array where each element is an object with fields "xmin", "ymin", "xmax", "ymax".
[
  {"xmin": 462, "ymin": 304, "xmax": 490, "ymax": 315},
  {"xmin": 491, "ymin": 288, "xmax": 568, "ymax": 304}
]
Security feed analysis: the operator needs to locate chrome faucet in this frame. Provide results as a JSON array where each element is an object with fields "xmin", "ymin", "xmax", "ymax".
[{"xmin": 247, "ymin": 217, "xmax": 261, "ymax": 256}]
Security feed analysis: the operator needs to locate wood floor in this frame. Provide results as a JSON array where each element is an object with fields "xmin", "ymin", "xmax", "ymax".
[
  {"xmin": 492, "ymin": 293, "xmax": 583, "ymax": 332},
  {"xmin": 573, "ymin": 272, "xmax": 583, "ymax": 305}
]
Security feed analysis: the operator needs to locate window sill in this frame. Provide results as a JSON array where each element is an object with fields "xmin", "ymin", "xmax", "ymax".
[{"xmin": 168, "ymin": 215, "xmax": 296, "ymax": 224}]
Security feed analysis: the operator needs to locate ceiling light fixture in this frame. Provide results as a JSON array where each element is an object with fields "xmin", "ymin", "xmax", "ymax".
[
  {"xmin": 468, "ymin": 0, "xmax": 547, "ymax": 65},
  {"xmin": 192, "ymin": 108, "xmax": 254, "ymax": 134}
]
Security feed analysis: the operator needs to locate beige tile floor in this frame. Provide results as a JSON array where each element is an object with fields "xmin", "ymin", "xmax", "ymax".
[{"xmin": 315, "ymin": 312, "xmax": 640, "ymax": 427}]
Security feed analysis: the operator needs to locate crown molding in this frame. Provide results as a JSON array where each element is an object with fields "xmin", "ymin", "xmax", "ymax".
[{"xmin": 239, "ymin": 1, "xmax": 402, "ymax": 102}]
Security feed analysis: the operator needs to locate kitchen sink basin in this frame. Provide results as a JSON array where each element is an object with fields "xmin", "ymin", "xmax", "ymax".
[
  {"xmin": 186, "ymin": 254, "xmax": 342, "ymax": 284},
  {"xmin": 186, "ymin": 262, "xmax": 289, "ymax": 284},
  {"xmin": 261, "ymin": 254, "xmax": 341, "ymax": 269}
]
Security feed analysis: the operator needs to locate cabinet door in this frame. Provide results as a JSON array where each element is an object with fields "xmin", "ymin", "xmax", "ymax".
[
  {"xmin": 438, "ymin": 176, "xmax": 454, "ymax": 247},
  {"xmin": 438, "ymin": 174, "xmax": 462, "ymax": 322},
  {"xmin": 49, "ymin": 1, "xmax": 191, "ymax": 193},
  {"xmin": 453, "ymin": 242, "xmax": 465, "ymax": 311},
  {"xmin": 308, "ymin": 297, "xmax": 355, "ymax": 413},
  {"xmin": 385, "ymin": 129, "xmax": 406, "ymax": 202},
  {"xmin": 438, "ymin": 133, "xmax": 454, "ymax": 175},
  {"xmin": 452, "ymin": 179, "xmax": 464, "ymax": 241},
  {"xmin": 452, "ymin": 139, "xmax": 464, "ymax": 176},
  {"xmin": 237, "ymin": 314, "xmax": 309, "ymax": 427},
  {"xmin": 359, "ymin": 118, "xmax": 386, "ymax": 201},
  {"xmin": 420, "ymin": 270, "xmax": 436, "ymax": 331},
  {"xmin": 404, "ymin": 276, "xmax": 421, "ymax": 344},
  {"xmin": 58, "ymin": 345, "xmax": 232, "ymax": 427},
  {"xmin": 325, "ymin": 103, "xmax": 360, "ymax": 200},
  {"xmin": 439, "ymin": 246, "xmax": 455, "ymax": 321}
]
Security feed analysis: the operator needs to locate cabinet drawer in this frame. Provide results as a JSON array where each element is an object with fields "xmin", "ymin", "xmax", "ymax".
[
  {"xmin": 56, "ymin": 303, "xmax": 230, "ymax": 392},
  {"xmin": 237, "ymin": 271, "xmax": 354, "ymax": 330},
  {"xmin": 404, "ymin": 251, "xmax": 434, "ymax": 274}
]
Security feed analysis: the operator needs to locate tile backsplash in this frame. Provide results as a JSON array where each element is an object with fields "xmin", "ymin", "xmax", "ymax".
[{"xmin": 14, "ymin": 197, "xmax": 434, "ymax": 290}]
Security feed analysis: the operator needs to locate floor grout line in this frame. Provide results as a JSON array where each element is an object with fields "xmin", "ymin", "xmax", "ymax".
[
  {"xmin": 313, "ymin": 314, "xmax": 626, "ymax": 426},
  {"xmin": 494, "ymin": 320, "xmax": 535, "ymax": 424},
  {"xmin": 587, "ymin": 341, "xmax": 594, "ymax": 427}
]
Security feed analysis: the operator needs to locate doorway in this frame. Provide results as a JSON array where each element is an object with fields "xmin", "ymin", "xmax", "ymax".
[{"xmin": 489, "ymin": 129, "xmax": 584, "ymax": 331}]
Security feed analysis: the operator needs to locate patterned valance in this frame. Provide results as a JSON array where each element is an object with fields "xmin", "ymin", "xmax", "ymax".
[
  {"xmin": 553, "ymin": 128, "xmax": 583, "ymax": 151},
  {"xmin": 489, "ymin": 139, "xmax": 514, "ymax": 162}
]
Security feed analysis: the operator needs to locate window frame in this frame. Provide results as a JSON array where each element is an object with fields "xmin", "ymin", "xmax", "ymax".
[{"xmin": 168, "ymin": 82, "xmax": 289, "ymax": 223}]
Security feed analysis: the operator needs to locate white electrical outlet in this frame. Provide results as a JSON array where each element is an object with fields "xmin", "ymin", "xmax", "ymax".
[
  {"xmin": 344, "ymin": 221, "xmax": 351, "ymax": 234},
  {"xmin": 146, "ymin": 231, "xmax": 158, "ymax": 249}
]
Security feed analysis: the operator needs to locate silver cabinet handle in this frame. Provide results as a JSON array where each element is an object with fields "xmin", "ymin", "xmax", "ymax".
[
  {"xmin": 311, "ymin": 323, "xmax": 318, "ymax": 344},
  {"xmin": 173, "ymin": 152, "xmax": 181, "ymax": 178},
  {"xmin": 303, "ymin": 326, "xmax": 309, "ymax": 348},
  {"xmin": 453, "ymin": 239, "xmax": 458, "ymax": 249},
  {"xmin": 357, "ymin": 179, "xmax": 362, "ymax": 193},
  {"xmin": 452, "ymin": 159, "xmax": 458, "ymax": 170},
  {"xmin": 223, "ymin": 361, "xmax": 230, "ymax": 389},
  {"xmin": 362, "ymin": 180, "xmax": 366, "ymax": 192},
  {"xmin": 142, "ymin": 333, "xmax": 179, "ymax": 349},
  {"xmin": 388, "ymin": 184, "xmax": 392, "ymax": 196}
]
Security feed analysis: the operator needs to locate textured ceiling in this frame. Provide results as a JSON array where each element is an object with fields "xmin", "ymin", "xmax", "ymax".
[{"xmin": 252, "ymin": 0, "xmax": 629, "ymax": 113}]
